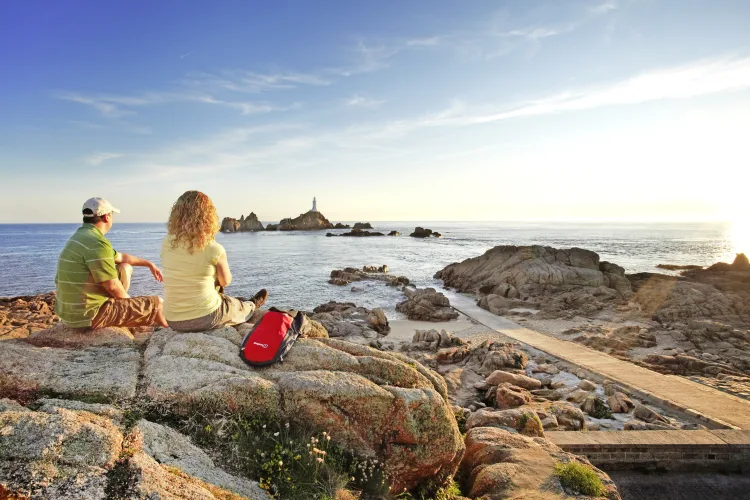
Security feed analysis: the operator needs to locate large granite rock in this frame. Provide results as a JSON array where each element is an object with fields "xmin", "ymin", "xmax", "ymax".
[
  {"xmin": 221, "ymin": 212, "xmax": 265, "ymax": 232},
  {"xmin": 0, "ymin": 340, "xmax": 140, "ymax": 401},
  {"xmin": 0, "ymin": 400, "xmax": 268, "ymax": 499},
  {"xmin": 396, "ymin": 288, "xmax": 459, "ymax": 322},
  {"xmin": 142, "ymin": 328, "xmax": 464, "ymax": 492},
  {"xmin": 461, "ymin": 427, "xmax": 620, "ymax": 499},
  {"xmin": 435, "ymin": 246, "xmax": 633, "ymax": 317}
]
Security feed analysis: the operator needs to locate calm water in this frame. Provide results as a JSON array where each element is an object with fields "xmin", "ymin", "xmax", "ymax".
[{"xmin": 0, "ymin": 222, "xmax": 740, "ymax": 316}]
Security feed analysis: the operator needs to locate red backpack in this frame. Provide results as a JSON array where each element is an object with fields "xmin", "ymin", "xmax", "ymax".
[{"xmin": 240, "ymin": 309, "xmax": 305, "ymax": 367}]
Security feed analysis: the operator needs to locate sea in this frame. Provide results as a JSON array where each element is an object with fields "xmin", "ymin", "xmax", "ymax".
[{"xmin": 0, "ymin": 222, "xmax": 742, "ymax": 317}]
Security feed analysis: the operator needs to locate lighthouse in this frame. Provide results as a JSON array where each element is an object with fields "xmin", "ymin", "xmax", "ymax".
[{"xmin": 312, "ymin": 197, "xmax": 317, "ymax": 212}]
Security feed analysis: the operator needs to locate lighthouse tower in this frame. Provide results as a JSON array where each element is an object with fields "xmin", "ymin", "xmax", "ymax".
[{"xmin": 312, "ymin": 197, "xmax": 317, "ymax": 212}]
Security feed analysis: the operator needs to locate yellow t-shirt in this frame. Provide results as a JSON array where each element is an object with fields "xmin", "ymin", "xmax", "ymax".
[{"xmin": 161, "ymin": 236, "xmax": 224, "ymax": 322}]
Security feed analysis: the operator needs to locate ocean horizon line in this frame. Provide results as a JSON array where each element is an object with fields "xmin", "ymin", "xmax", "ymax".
[{"xmin": 0, "ymin": 220, "xmax": 734, "ymax": 226}]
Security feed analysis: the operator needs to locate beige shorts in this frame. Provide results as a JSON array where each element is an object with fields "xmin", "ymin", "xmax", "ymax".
[
  {"xmin": 91, "ymin": 296, "xmax": 161, "ymax": 329},
  {"xmin": 167, "ymin": 294, "xmax": 255, "ymax": 332}
]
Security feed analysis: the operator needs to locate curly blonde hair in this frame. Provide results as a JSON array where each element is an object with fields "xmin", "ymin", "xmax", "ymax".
[{"xmin": 167, "ymin": 191, "xmax": 220, "ymax": 253}]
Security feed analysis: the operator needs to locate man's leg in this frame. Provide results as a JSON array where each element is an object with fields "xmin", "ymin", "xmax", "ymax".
[
  {"xmin": 91, "ymin": 296, "xmax": 167, "ymax": 329},
  {"xmin": 117, "ymin": 263, "xmax": 133, "ymax": 293}
]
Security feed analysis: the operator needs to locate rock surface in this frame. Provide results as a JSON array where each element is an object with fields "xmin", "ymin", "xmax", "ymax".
[
  {"xmin": 396, "ymin": 287, "xmax": 459, "ymax": 322},
  {"xmin": 461, "ymin": 427, "xmax": 620, "ymax": 499},
  {"xmin": 142, "ymin": 330, "xmax": 464, "ymax": 492}
]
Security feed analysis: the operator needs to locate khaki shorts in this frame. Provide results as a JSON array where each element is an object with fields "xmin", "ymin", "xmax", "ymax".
[
  {"xmin": 91, "ymin": 296, "xmax": 161, "ymax": 329},
  {"xmin": 167, "ymin": 294, "xmax": 255, "ymax": 332}
]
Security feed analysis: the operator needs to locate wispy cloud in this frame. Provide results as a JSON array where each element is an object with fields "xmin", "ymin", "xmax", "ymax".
[
  {"xmin": 85, "ymin": 152, "xmax": 123, "ymax": 166},
  {"xmin": 345, "ymin": 94, "xmax": 385, "ymax": 107},
  {"xmin": 179, "ymin": 51, "xmax": 193, "ymax": 59},
  {"xmin": 183, "ymin": 70, "xmax": 332, "ymax": 93},
  {"xmin": 419, "ymin": 56, "xmax": 750, "ymax": 127},
  {"xmin": 57, "ymin": 89, "xmax": 283, "ymax": 117}
]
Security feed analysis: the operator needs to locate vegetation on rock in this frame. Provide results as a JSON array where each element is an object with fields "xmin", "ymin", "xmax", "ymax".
[{"xmin": 554, "ymin": 461, "xmax": 606, "ymax": 497}]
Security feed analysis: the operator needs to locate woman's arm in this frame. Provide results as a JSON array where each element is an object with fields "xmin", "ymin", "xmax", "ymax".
[{"xmin": 215, "ymin": 252, "xmax": 232, "ymax": 288}]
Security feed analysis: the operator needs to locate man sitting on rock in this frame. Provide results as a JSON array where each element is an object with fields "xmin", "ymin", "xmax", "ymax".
[{"xmin": 54, "ymin": 197, "xmax": 168, "ymax": 329}]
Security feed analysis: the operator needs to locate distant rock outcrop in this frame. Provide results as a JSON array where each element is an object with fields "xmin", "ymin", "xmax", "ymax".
[
  {"xmin": 327, "ymin": 229, "xmax": 384, "ymax": 237},
  {"xmin": 353, "ymin": 222, "xmax": 372, "ymax": 230},
  {"xmin": 388, "ymin": 231, "xmax": 400, "ymax": 236},
  {"xmin": 333, "ymin": 223, "xmax": 350, "ymax": 229},
  {"xmin": 275, "ymin": 210, "xmax": 334, "ymax": 231},
  {"xmin": 220, "ymin": 212, "xmax": 264, "ymax": 232},
  {"xmin": 410, "ymin": 227, "xmax": 435, "ymax": 238}
]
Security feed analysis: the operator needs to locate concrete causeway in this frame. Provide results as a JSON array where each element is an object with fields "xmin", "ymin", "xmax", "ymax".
[{"xmin": 443, "ymin": 291, "xmax": 750, "ymax": 430}]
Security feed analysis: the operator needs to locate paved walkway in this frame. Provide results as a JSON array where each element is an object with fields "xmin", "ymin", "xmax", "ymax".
[{"xmin": 443, "ymin": 291, "xmax": 750, "ymax": 430}]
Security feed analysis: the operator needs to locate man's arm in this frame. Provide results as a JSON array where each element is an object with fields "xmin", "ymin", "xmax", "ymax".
[
  {"xmin": 115, "ymin": 252, "xmax": 163, "ymax": 282},
  {"xmin": 100, "ymin": 278, "xmax": 130, "ymax": 299},
  {"xmin": 215, "ymin": 252, "xmax": 232, "ymax": 288}
]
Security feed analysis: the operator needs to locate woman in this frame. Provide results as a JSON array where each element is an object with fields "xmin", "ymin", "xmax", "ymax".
[{"xmin": 161, "ymin": 190, "xmax": 267, "ymax": 332}]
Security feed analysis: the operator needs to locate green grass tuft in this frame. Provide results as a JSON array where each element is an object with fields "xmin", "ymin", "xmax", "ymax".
[{"xmin": 554, "ymin": 461, "xmax": 606, "ymax": 497}]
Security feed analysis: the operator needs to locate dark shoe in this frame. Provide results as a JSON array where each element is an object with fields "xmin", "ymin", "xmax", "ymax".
[{"xmin": 251, "ymin": 289, "xmax": 268, "ymax": 309}]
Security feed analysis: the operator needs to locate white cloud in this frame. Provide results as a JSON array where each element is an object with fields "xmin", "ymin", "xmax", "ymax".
[
  {"xmin": 345, "ymin": 94, "xmax": 385, "ymax": 107},
  {"xmin": 85, "ymin": 152, "xmax": 123, "ymax": 166},
  {"xmin": 183, "ymin": 70, "xmax": 331, "ymax": 93}
]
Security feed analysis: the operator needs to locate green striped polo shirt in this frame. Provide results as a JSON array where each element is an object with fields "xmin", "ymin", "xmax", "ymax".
[{"xmin": 54, "ymin": 224, "xmax": 120, "ymax": 327}]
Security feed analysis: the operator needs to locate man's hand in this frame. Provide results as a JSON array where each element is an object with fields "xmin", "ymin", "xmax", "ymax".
[
  {"xmin": 117, "ymin": 252, "xmax": 164, "ymax": 283},
  {"xmin": 149, "ymin": 263, "xmax": 164, "ymax": 282}
]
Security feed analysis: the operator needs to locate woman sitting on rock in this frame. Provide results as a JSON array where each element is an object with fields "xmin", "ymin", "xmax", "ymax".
[{"xmin": 161, "ymin": 190, "xmax": 267, "ymax": 332}]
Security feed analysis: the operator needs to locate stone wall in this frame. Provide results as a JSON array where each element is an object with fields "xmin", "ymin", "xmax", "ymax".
[{"xmin": 548, "ymin": 429, "xmax": 750, "ymax": 472}]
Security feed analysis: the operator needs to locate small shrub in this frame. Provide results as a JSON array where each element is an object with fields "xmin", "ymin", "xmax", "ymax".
[
  {"xmin": 554, "ymin": 461, "xmax": 606, "ymax": 497},
  {"xmin": 396, "ymin": 479, "xmax": 462, "ymax": 500},
  {"xmin": 590, "ymin": 399, "xmax": 613, "ymax": 420}
]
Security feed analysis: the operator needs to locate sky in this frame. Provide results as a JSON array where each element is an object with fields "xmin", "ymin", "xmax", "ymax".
[{"xmin": 1, "ymin": 0, "xmax": 749, "ymax": 223}]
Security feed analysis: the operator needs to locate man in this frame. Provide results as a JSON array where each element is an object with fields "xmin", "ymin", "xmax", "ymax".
[{"xmin": 54, "ymin": 197, "xmax": 168, "ymax": 329}]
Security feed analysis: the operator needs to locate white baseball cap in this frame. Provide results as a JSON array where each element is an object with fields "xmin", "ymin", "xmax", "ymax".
[{"xmin": 82, "ymin": 197, "xmax": 121, "ymax": 216}]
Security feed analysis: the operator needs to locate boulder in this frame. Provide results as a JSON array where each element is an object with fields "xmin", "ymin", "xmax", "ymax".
[
  {"xmin": 142, "ymin": 330, "xmax": 464, "ymax": 492},
  {"xmin": 578, "ymin": 379, "xmax": 597, "ymax": 391},
  {"xmin": 488, "ymin": 383, "xmax": 533, "ymax": 409},
  {"xmin": 633, "ymin": 404, "xmax": 670, "ymax": 424},
  {"xmin": 464, "ymin": 408, "xmax": 544, "ymax": 437},
  {"xmin": 396, "ymin": 288, "xmax": 459, "ymax": 322},
  {"xmin": 486, "ymin": 370, "xmax": 542, "ymax": 390},
  {"xmin": 461, "ymin": 427, "xmax": 620, "ymax": 500},
  {"xmin": 607, "ymin": 392, "xmax": 635, "ymax": 413},
  {"xmin": 388, "ymin": 231, "xmax": 400, "ymax": 236},
  {"xmin": 435, "ymin": 246, "xmax": 634, "ymax": 317}
]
